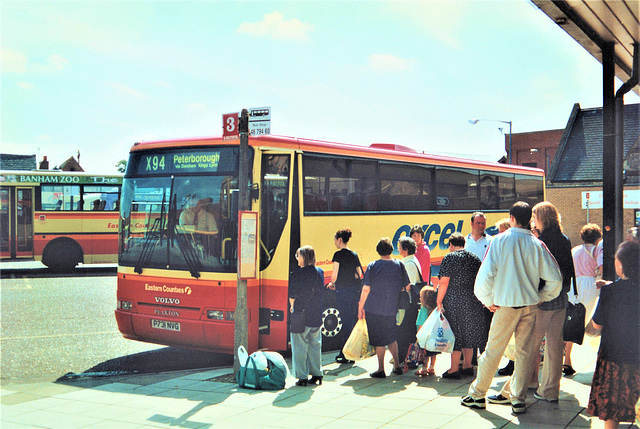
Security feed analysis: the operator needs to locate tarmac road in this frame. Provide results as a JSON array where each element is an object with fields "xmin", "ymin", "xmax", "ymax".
[{"xmin": 0, "ymin": 274, "xmax": 232, "ymax": 384}]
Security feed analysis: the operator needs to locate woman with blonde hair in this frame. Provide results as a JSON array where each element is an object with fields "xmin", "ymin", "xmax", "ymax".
[
  {"xmin": 289, "ymin": 245, "xmax": 325, "ymax": 386},
  {"xmin": 495, "ymin": 218, "xmax": 511, "ymax": 234}
]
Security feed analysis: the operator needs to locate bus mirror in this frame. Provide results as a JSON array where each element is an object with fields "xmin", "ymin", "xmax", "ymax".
[{"xmin": 250, "ymin": 183, "xmax": 260, "ymax": 201}]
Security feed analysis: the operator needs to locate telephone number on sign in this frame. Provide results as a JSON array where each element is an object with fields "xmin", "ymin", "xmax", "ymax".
[
  {"xmin": 250, "ymin": 128, "xmax": 270, "ymax": 136},
  {"xmin": 151, "ymin": 319, "xmax": 181, "ymax": 332}
]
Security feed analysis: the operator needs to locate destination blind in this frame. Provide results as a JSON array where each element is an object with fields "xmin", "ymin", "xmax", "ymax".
[{"xmin": 132, "ymin": 147, "xmax": 246, "ymax": 175}]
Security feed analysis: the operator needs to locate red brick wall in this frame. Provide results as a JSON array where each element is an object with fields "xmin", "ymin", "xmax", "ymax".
[
  {"xmin": 547, "ymin": 186, "xmax": 639, "ymax": 247},
  {"xmin": 507, "ymin": 129, "xmax": 564, "ymax": 174}
]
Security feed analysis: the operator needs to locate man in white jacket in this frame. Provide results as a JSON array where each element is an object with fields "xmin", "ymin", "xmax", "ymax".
[{"xmin": 461, "ymin": 201, "xmax": 562, "ymax": 415}]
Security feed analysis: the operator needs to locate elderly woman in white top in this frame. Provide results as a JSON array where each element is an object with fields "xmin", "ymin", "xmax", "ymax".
[
  {"xmin": 564, "ymin": 223, "xmax": 603, "ymax": 374},
  {"xmin": 396, "ymin": 236, "xmax": 422, "ymax": 365}
]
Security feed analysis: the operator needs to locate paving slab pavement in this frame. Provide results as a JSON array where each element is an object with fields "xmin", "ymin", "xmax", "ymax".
[{"xmin": 2, "ymin": 338, "xmax": 638, "ymax": 429}]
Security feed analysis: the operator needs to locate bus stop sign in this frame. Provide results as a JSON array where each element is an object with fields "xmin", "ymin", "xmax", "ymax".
[{"xmin": 222, "ymin": 112, "xmax": 240, "ymax": 140}]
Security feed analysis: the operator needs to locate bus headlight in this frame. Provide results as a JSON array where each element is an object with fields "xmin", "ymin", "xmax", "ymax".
[
  {"xmin": 207, "ymin": 310, "xmax": 224, "ymax": 320},
  {"xmin": 118, "ymin": 300, "xmax": 133, "ymax": 310}
]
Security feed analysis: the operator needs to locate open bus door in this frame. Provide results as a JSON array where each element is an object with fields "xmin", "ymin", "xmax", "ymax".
[
  {"xmin": 257, "ymin": 151, "xmax": 293, "ymax": 351},
  {"xmin": 1, "ymin": 187, "xmax": 34, "ymax": 260}
]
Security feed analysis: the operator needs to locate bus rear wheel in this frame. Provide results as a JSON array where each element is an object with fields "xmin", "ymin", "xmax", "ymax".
[
  {"xmin": 321, "ymin": 289, "xmax": 345, "ymax": 351},
  {"xmin": 42, "ymin": 237, "xmax": 83, "ymax": 272}
]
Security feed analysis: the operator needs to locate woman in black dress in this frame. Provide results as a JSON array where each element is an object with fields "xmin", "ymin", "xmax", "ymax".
[
  {"xmin": 327, "ymin": 228, "xmax": 363, "ymax": 364},
  {"xmin": 436, "ymin": 232, "xmax": 486, "ymax": 379}
]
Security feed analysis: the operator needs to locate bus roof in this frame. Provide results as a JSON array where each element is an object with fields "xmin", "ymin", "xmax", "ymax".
[{"xmin": 131, "ymin": 135, "xmax": 545, "ymax": 176}]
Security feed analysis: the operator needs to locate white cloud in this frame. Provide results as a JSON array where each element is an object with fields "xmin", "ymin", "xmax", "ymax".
[
  {"xmin": 368, "ymin": 54, "xmax": 416, "ymax": 72},
  {"xmin": 43, "ymin": 54, "xmax": 69, "ymax": 72},
  {"xmin": 17, "ymin": 81, "xmax": 34, "ymax": 90},
  {"xmin": 237, "ymin": 12, "xmax": 313, "ymax": 42},
  {"xmin": 0, "ymin": 49, "xmax": 69, "ymax": 74},
  {"xmin": 107, "ymin": 82, "xmax": 148, "ymax": 100},
  {"xmin": 1, "ymin": 48, "xmax": 28, "ymax": 73}
]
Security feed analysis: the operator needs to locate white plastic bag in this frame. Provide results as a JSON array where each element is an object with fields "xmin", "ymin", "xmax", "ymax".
[
  {"xmin": 263, "ymin": 351, "xmax": 290, "ymax": 377},
  {"xmin": 249, "ymin": 350, "xmax": 268, "ymax": 371},
  {"xmin": 342, "ymin": 319, "xmax": 376, "ymax": 361},
  {"xmin": 416, "ymin": 309, "xmax": 436, "ymax": 348},
  {"xmin": 238, "ymin": 345, "xmax": 249, "ymax": 367},
  {"xmin": 423, "ymin": 310, "xmax": 455, "ymax": 353}
]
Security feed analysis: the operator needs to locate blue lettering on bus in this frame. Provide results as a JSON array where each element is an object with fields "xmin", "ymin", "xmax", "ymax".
[
  {"xmin": 391, "ymin": 221, "xmax": 464, "ymax": 254},
  {"xmin": 391, "ymin": 225, "xmax": 411, "ymax": 255},
  {"xmin": 425, "ymin": 224, "xmax": 440, "ymax": 250}
]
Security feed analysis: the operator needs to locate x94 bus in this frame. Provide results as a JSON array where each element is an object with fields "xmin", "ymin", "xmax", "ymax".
[{"xmin": 115, "ymin": 135, "xmax": 544, "ymax": 353}]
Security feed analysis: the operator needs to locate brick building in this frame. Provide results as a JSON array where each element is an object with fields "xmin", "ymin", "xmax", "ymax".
[
  {"xmin": 508, "ymin": 129, "xmax": 564, "ymax": 175},
  {"xmin": 544, "ymin": 103, "xmax": 640, "ymax": 246}
]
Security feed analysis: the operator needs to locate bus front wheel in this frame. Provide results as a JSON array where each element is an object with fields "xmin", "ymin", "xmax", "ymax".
[{"xmin": 42, "ymin": 237, "xmax": 83, "ymax": 272}]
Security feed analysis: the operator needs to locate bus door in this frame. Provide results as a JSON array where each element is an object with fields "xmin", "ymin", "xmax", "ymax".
[
  {"xmin": 0, "ymin": 187, "xmax": 34, "ymax": 259},
  {"xmin": 258, "ymin": 151, "xmax": 293, "ymax": 351}
]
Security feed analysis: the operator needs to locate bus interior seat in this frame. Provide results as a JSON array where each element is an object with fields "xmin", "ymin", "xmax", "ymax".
[
  {"xmin": 363, "ymin": 194, "xmax": 378, "ymax": 211},
  {"xmin": 315, "ymin": 195, "xmax": 328, "ymax": 211},
  {"xmin": 304, "ymin": 194, "xmax": 316, "ymax": 211},
  {"xmin": 330, "ymin": 196, "xmax": 344, "ymax": 211}
]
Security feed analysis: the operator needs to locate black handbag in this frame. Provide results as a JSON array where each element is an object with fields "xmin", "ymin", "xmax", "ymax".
[
  {"xmin": 289, "ymin": 310, "xmax": 306, "ymax": 333},
  {"xmin": 408, "ymin": 260, "xmax": 436, "ymax": 308},
  {"xmin": 398, "ymin": 290, "xmax": 411, "ymax": 310},
  {"xmin": 563, "ymin": 277, "xmax": 586, "ymax": 345},
  {"xmin": 290, "ymin": 280, "xmax": 316, "ymax": 334}
]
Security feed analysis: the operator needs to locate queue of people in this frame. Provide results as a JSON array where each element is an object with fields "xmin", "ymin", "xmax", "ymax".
[{"xmin": 287, "ymin": 202, "xmax": 639, "ymax": 428}]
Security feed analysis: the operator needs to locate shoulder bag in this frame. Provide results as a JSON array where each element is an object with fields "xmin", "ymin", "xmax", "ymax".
[
  {"xmin": 563, "ymin": 276, "xmax": 586, "ymax": 345},
  {"xmin": 409, "ymin": 260, "xmax": 437, "ymax": 309}
]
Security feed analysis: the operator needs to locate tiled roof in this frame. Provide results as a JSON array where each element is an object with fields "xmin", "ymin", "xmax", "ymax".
[
  {"xmin": 0, "ymin": 154, "xmax": 36, "ymax": 171},
  {"xmin": 551, "ymin": 103, "xmax": 640, "ymax": 183}
]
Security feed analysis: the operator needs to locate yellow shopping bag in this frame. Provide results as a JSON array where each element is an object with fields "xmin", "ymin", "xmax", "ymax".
[{"xmin": 342, "ymin": 319, "xmax": 376, "ymax": 361}]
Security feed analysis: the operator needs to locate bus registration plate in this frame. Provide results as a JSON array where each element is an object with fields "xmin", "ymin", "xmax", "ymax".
[{"xmin": 151, "ymin": 319, "xmax": 181, "ymax": 332}]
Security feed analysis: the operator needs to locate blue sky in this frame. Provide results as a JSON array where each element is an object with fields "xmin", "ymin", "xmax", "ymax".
[{"xmin": 2, "ymin": 0, "xmax": 639, "ymax": 173}]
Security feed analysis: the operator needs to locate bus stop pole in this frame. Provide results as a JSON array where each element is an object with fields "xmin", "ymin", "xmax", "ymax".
[{"xmin": 234, "ymin": 108, "xmax": 250, "ymax": 374}]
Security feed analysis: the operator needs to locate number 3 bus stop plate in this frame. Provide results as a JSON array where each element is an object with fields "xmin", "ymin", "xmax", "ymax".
[{"xmin": 151, "ymin": 319, "xmax": 181, "ymax": 332}]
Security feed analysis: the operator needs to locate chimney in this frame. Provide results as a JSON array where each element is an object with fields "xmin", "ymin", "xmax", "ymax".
[{"xmin": 39, "ymin": 156, "xmax": 49, "ymax": 170}]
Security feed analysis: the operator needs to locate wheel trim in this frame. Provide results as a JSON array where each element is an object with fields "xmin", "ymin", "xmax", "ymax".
[{"xmin": 321, "ymin": 307, "xmax": 342, "ymax": 338}]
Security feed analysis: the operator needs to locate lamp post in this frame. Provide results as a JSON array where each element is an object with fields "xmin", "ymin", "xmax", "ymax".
[{"xmin": 469, "ymin": 119, "xmax": 512, "ymax": 164}]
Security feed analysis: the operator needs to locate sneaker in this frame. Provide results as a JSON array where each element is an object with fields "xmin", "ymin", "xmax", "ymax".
[
  {"xmin": 461, "ymin": 395, "xmax": 486, "ymax": 409},
  {"xmin": 487, "ymin": 394, "xmax": 511, "ymax": 404},
  {"xmin": 533, "ymin": 392, "xmax": 559, "ymax": 403},
  {"xmin": 511, "ymin": 403, "xmax": 526, "ymax": 414},
  {"xmin": 562, "ymin": 365, "xmax": 576, "ymax": 376}
]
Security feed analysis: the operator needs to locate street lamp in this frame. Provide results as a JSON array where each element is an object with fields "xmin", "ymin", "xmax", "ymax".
[{"xmin": 469, "ymin": 119, "xmax": 513, "ymax": 164}]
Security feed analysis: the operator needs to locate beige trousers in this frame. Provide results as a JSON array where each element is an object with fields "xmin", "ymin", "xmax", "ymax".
[
  {"xmin": 500, "ymin": 307, "xmax": 566, "ymax": 401},
  {"xmin": 469, "ymin": 305, "xmax": 538, "ymax": 403}
]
